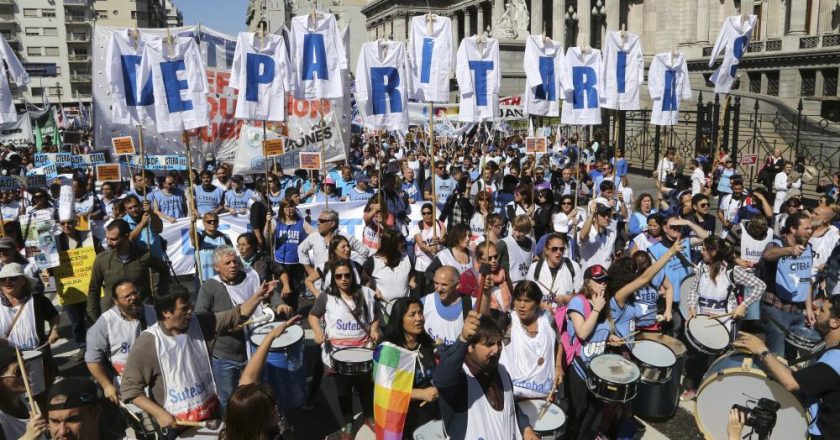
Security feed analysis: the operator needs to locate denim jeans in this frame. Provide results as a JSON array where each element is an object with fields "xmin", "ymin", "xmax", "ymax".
[
  {"xmin": 211, "ymin": 357, "xmax": 246, "ymax": 414},
  {"xmin": 761, "ymin": 303, "xmax": 806, "ymax": 358}
]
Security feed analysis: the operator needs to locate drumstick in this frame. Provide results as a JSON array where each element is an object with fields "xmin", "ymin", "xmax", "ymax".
[
  {"xmin": 15, "ymin": 347, "xmax": 40, "ymax": 416},
  {"xmin": 617, "ymin": 331, "xmax": 640, "ymax": 342},
  {"xmin": 708, "ymin": 311, "xmax": 734, "ymax": 320},
  {"xmin": 118, "ymin": 401, "xmax": 143, "ymax": 424},
  {"xmin": 535, "ymin": 389, "xmax": 555, "ymax": 421}
]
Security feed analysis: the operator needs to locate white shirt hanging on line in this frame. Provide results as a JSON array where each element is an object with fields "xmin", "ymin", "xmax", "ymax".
[
  {"xmin": 409, "ymin": 15, "xmax": 453, "ymax": 103},
  {"xmin": 560, "ymin": 47, "xmax": 605, "ymax": 125},
  {"xmin": 709, "ymin": 15, "xmax": 757, "ymax": 94},
  {"xmin": 230, "ymin": 32, "xmax": 293, "ymax": 121},
  {"xmin": 648, "ymin": 52, "xmax": 692, "ymax": 126},
  {"xmin": 138, "ymin": 36, "xmax": 210, "ymax": 132},
  {"xmin": 0, "ymin": 34, "xmax": 28, "ymax": 124},
  {"xmin": 288, "ymin": 13, "xmax": 348, "ymax": 100},
  {"xmin": 105, "ymin": 29, "xmax": 154, "ymax": 126},
  {"xmin": 523, "ymin": 35, "xmax": 564, "ymax": 117},
  {"xmin": 355, "ymin": 40, "xmax": 410, "ymax": 132},
  {"xmin": 602, "ymin": 31, "xmax": 644, "ymax": 111},
  {"xmin": 456, "ymin": 36, "xmax": 500, "ymax": 123}
]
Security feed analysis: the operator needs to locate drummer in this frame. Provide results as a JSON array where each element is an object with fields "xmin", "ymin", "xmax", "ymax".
[
  {"xmin": 525, "ymin": 233, "xmax": 581, "ymax": 312},
  {"xmin": 307, "ymin": 259, "xmax": 380, "ymax": 438},
  {"xmin": 681, "ymin": 236, "xmax": 766, "ymax": 401},
  {"xmin": 120, "ymin": 280, "xmax": 275, "ymax": 431},
  {"xmin": 195, "ymin": 245, "xmax": 292, "ymax": 413},
  {"xmin": 734, "ymin": 294, "xmax": 840, "ymax": 439},
  {"xmin": 377, "ymin": 297, "xmax": 440, "ymax": 437},
  {"xmin": 0, "ymin": 343, "xmax": 47, "ymax": 440},
  {"xmin": 628, "ymin": 251, "xmax": 673, "ymax": 331},
  {"xmin": 420, "ymin": 266, "xmax": 474, "ymax": 347},
  {"xmin": 499, "ymin": 281, "xmax": 563, "ymax": 400}
]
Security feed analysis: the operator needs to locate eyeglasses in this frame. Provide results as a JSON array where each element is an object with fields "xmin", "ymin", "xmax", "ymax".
[
  {"xmin": 561, "ymin": 202, "xmax": 573, "ymax": 206},
  {"xmin": 334, "ymin": 273, "xmax": 352, "ymax": 280},
  {"xmin": 117, "ymin": 290, "xmax": 140, "ymax": 301},
  {"xmin": 548, "ymin": 246, "xmax": 566, "ymax": 254},
  {"xmin": 668, "ymin": 225, "xmax": 682, "ymax": 231},
  {"xmin": 421, "ymin": 211, "xmax": 432, "ymax": 215},
  {"xmin": 204, "ymin": 220, "xmax": 218, "ymax": 225}
]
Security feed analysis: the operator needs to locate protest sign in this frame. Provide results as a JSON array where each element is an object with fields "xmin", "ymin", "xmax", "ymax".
[
  {"xmin": 112, "ymin": 136, "xmax": 136, "ymax": 155},
  {"xmin": 96, "ymin": 164, "xmax": 121, "ymax": 182},
  {"xmin": 264, "ymin": 139, "xmax": 285, "ymax": 157},
  {"xmin": 300, "ymin": 152, "xmax": 322, "ymax": 170},
  {"xmin": 54, "ymin": 247, "xmax": 97, "ymax": 305}
]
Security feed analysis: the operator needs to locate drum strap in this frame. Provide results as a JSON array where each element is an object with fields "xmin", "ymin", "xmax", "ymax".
[
  {"xmin": 4, "ymin": 299, "xmax": 28, "ymax": 339},
  {"xmin": 338, "ymin": 295, "xmax": 372, "ymax": 340},
  {"xmin": 790, "ymin": 344, "xmax": 840, "ymax": 367}
]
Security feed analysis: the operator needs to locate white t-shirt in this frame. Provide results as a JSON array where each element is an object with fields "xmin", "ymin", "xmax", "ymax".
[{"xmin": 579, "ymin": 221, "xmax": 618, "ymax": 271}]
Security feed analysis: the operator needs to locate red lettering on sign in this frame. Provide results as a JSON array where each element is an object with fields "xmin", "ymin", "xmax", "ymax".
[{"xmin": 219, "ymin": 97, "xmax": 235, "ymax": 119}]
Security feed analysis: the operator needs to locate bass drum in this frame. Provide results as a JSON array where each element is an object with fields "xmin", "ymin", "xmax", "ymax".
[{"xmin": 695, "ymin": 351, "xmax": 808, "ymax": 440}]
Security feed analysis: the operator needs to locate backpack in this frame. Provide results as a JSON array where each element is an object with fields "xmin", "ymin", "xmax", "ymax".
[
  {"xmin": 533, "ymin": 257, "xmax": 576, "ymax": 283},
  {"xmin": 555, "ymin": 294, "xmax": 591, "ymax": 367}
]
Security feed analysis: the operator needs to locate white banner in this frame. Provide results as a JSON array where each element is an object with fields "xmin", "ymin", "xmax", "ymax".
[
  {"xmin": 0, "ymin": 113, "xmax": 34, "ymax": 148},
  {"xmin": 162, "ymin": 201, "xmax": 422, "ymax": 275}
]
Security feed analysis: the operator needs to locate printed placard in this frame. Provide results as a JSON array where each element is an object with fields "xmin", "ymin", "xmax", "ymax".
[
  {"xmin": 525, "ymin": 137, "xmax": 536, "ymax": 153},
  {"xmin": 25, "ymin": 175, "xmax": 47, "ymax": 188},
  {"xmin": 96, "ymin": 164, "xmax": 121, "ymax": 182},
  {"xmin": 740, "ymin": 154, "xmax": 758, "ymax": 166},
  {"xmin": 111, "ymin": 136, "xmax": 136, "ymax": 155},
  {"xmin": 0, "ymin": 176, "xmax": 18, "ymax": 191},
  {"xmin": 71, "ymin": 153, "xmax": 107, "ymax": 169},
  {"xmin": 263, "ymin": 139, "xmax": 285, "ymax": 157},
  {"xmin": 535, "ymin": 137, "xmax": 547, "ymax": 154},
  {"xmin": 130, "ymin": 155, "xmax": 188, "ymax": 170},
  {"xmin": 27, "ymin": 162, "xmax": 58, "ymax": 180},
  {"xmin": 299, "ymin": 152, "xmax": 322, "ymax": 170}
]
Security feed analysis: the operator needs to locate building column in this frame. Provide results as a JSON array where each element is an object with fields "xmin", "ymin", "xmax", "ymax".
[
  {"xmin": 393, "ymin": 14, "xmax": 406, "ymax": 41},
  {"xmin": 606, "ymin": 0, "xmax": 619, "ymax": 33},
  {"xmin": 531, "ymin": 0, "xmax": 543, "ymax": 35},
  {"xmin": 553, "ymin": 0, "xmax": 565, "ymax": 42},
  {"xmin": 452, "ymin": 12, "xmax": 460, "ymax": 44},
  {"xmin": 464, "ymin": 8, "xmax": 472, "ymax": 37},
  {"xmin": 694, "ymin": 0, "xmax": 708, "ymax": 43},
  {"xmin": 477, "ymin": 4, "xmax": 485, "ymax": 35},
  {"xmin": 578, "ymin": 0, "xmax": 591, "ymax": 46},
  {"xmin": 765, "ymin": 0, "xmax": 783, "ymax": 38},
  {"xmin": 642, "ymin": 0, "xmax": 656, "ymax": 52},
  {"xmin": 788, "ymin": 0, "xmax": 808, "ymax": 35}
]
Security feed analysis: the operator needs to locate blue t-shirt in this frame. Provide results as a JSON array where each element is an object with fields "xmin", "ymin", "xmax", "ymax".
[
  {"xmin": 717, "ymin": 169, "xmax": 735, "ymax": 194},
  {"xmin": 346, "ymin": 186, "xmax": 374, "ymax": 201},
  {"xmin": 633, "ymin": 271, "xmax": 666, "ymax": 327},
  {"xmin": 612, "ymin": 298, "xmax": 637, "ymax": 340},
  {"xmin": 273, "ymin": 219, "xmax": 305, "ymax": 264},
  {"xmin": 197, "ymin": 233, "xmax": 230, "ymax": 280},
  {"xmin": 567, "ymin": 296, "xmax": 615, "ymax": 379},
  {"xmin": 224, "ymin": 189, "xmax": 253, "ymax": 211},
  {"xmin": 647, "ymin": 238, "xmax": 692, "ymax": 303},
  {"xmin": 194, "ymin": 185, "xmax": 224, "ymax": 216},
  {"xmin": 154, "ymin": 189, "xmax": 185, "ymax": 218},
  {"xmin": 808, "ymin": 349, "xmax": 840, "ymax": 436},
  {"xmin": 124, "ymin": 214, "xmax": 164, "ymax": 259},
  {"xmin": 628, "ymin": 210, "xmax": 656, "ymax": 238},
  {"xmin": 770, "ymin": 239, "xmax": 813, "ymax": 302},
  {"xmin": 612, "ymin": 157, "xmax": 628, "ymax": 179},
  {"xmin": 401, "ymin": 180, "xmax": 420, "ymax": 201}
]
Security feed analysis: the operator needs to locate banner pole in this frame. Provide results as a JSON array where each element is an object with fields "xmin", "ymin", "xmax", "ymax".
[
  {"xmin": 137, "ymin": 124, "xmax": 155, "ymax": 295},
  {"xmin": 320, "ymin": 99, "xmax": 328, "ymax": 210},
  {"xmin": 428, "ymin": 102, "xmax": 437, "ymax": 241},
  {"xmin": 262, "ymin": 120, "xmax": 275, "ymax": 268},
  {"xmin": 184, "ymin": 130, "xmax": 203, "ymax": 283}
]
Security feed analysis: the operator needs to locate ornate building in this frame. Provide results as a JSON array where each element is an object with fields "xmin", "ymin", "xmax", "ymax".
[{"xmin": 361, "ymin": 0, "xmax": 840, "ymax": 117}]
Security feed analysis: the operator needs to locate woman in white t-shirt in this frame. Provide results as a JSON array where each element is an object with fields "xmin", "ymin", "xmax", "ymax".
[
  {"xmin": 364, "ymin": 229, "xmax": 415, "ymax": 324},
  {"xmin": 411, "ymin": 203, "xmax": 445, "ymax": 296}
]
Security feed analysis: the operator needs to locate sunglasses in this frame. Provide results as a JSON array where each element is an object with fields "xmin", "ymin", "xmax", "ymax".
[
  {"xmin": 318, "ymin": 218, "xmax": 332, "ymax": 223},
  {"xmin": 668, "ymin": 225, "xmax": 682, "ymax": 231},
  {"xmin": 561, "ymin": 202, "xmax": 573, "ymax": 206},
  {"xmin": 422, "ymin": 211, "xmax": 432, "ymax": 215},
  {"xmin": 204, "ymin": 219, "xmax": 218, "ymax": 225},
  {"xmin": 697, "ymin": 203, "xmax": 709, "ymax": 208},
  {"xmin": 334, "ymin": 273, "xmax": 352, "ymax": 280},
  {"xmin": 548, "ymin": 246, "xmax": 566, "ymax": 254}
]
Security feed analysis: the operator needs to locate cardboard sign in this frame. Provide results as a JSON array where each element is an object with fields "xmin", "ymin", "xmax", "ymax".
[
  {"xmin": 263, "ymin": 138, "xmax": 285, "ymax": 157},
  {"xmin": 25, "ymin": 175, "xmax": 47, "ymax": 188},
  {"xmin": 130, "ymin": 155, "xmax": 188, "ymax": 171},
  {"xmin": 299, "ymin": 152, "xmax": 322, "ymax": 170},
  {"xmin": 534, "ymin": 137, "xmax": 547, "ymax": 154},
  {"xmin": 111, "ymin": 136, "xmax": 136, "ymax": 155},
  {"xmin": 525, "ymin": 137, "xmax": 536, "ymax": 153},
  {"xmin": 27, "ymin": 162, "xmax": 57, "ymax": 180},
  {"xmin": 0, "ymin": 176, "xmax": 19, "ymax": 191},
  {"xmin": 54, "ymin": 246, "xmax": 97, "ymax": 306},
  {"xmin": 96, "ymin": 164, "xmax": 121, "ymax": 182},
  {"xmin": 740, "ymin": 154, "xmax": 758, "ymax": 166}
]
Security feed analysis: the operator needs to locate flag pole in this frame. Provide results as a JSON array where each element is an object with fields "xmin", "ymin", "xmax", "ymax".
[
  {"xmin": 319, "ymin": 99, "xmax": 328, "ymax": 210},
  {"xmin": 184, "ymin": 130, "xmax": 203, "ymax": 283},
  {"xmin": 137, "ymin": 124, "xmax": 155, "ymax": 294}
]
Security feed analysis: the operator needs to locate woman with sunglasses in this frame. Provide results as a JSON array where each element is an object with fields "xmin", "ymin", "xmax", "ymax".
[
  {"xmin": 504, "ymin": 184, "xmax": 534, "ymax": 224},
  {"xmin": 364, "ymin": 229, "xmax": 414, "ymax": 324},
  {"xmin": 308, "ymin": 259, "xmax": 380, "ymax": 439},
  {"xmin": 0, "ymin": 344, "xmax": 48, "ymax": 440},
  {"xmin": 533, "ymin": 188, "xmax": 556, "ymax": 240},
  {"xmin": 265, "ymin": 198, "xmax": 311, "ymax": 310},
  {"xmin": 411, "ymin": 203, "xmax": 445, "ymax": 297}
]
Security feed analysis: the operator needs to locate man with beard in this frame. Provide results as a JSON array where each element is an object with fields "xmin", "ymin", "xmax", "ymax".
[
  {"xmin": 86, "ymin": 219, "xmax": 171, "ymax": 321},
  {"xmin": 434, "ymin": 311, "xmax": 539, "ymax": 440},
  {"xmin": 47, "ymin": 377, "xmax": 118, "ymax": 440},
  {"xmin": 86, "ymin": 279, "xmax": 157, "ymax": 409},
  {"xmin": 735, "ymin": 295, "xmax": 840, "ymax": 439},
  {"xmin": 123, "ymin": 195, "xmax": 164, "ymax": 259},
  {"xmin": 718, "ymin": 178, "xmax": 746, "ymax": 238},
  {"xmin": 760, "ymin": 211, "xmax": 815, "ymax": 357}
]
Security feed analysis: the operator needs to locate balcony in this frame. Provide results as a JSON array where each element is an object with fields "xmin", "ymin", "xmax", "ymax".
[
  {"xmin": 64, "ymin": 15, "xmax": 90, "ymax": 24},
  {"xmin": 63, "ymin": 0, "xmax": 88, "ymax": 6},
  {"xmin": 1, "ymin": 33, "xmax": 16, "ymax": 43},
  {"xmin": 68, "ymin": 54, "xmax": 90, "ymax": 62},
  {"xmin": 69, "ymin": 73, "xmax": 91, "ymax": 82},
  {"xmin": 0, "ymin": 0, "xmax": 13, "ymax": 5},
  {"xmin": 67, "ymin": 34, "xmax": 90, "ymax": 42},
  {"xmin": 0, "ymin": 12, "xmax": 13, "ymax": 22}
]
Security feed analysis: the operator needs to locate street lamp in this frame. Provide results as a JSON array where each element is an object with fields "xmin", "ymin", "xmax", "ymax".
[
  {"xmin": 591, "ymin": 0, "xmax": 606, "ymax": 48},
  {"xmin": 565, "ymin": 5, "xmax": 578, "ymax": 46}
]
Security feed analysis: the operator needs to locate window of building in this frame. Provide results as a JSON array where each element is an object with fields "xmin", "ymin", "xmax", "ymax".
[
  {"xmin": 95, "ymin": 10, "xmax": 108, "ymax": 19},
  {"xmin": 23, "ymin": 9, "xmax": 38, "ymax": 17},
  {"xmin": 753, "ymin": 4, "xmax": 762, "ymax": 41},
  {"xmin": 24, "ymin": 27, "xmax": 40, "ymax": 36},
  {"xmin": 41, "ymin": 9, "xmax": 56, "ymax": 17},
  {"xmin": 131, "ymin": 11, "xmax": 147, "ymax": 20},
  {"xmin": 27, "ymin": 47, "xmax": 41, "ymax": 56},
  {"xmin": 824, "ymin": 68, "xmax": 838, "ymax": 97},
  {"xmin": 43, "ymin": 27, "xmax": 58, "ymax": 37},
  {"xmin": 801, "ymin": 70, "xmax": 816, "ymax": 97},
  {"xmin": 748, "ymin": 72, "xmax": 761, "ymax": 93},
  {"xmin": 44, "ymin": 47, "xmax": 59, "ymax": 56},
  {"xmin": 30, "ymin": 87, "xmax": 43, "ymax": 97},
  {"xmin": 48, "ymin": 87, "xmax": 61, "ymax": 97},
  {"xmin": 766, "ymin": 71, "xmax": 779, "ymax": 96}
]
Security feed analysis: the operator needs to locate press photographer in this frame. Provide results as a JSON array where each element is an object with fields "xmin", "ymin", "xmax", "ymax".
[{"xmin": 735, "ymin": 294, "xmax": 840, "ymax": 439}]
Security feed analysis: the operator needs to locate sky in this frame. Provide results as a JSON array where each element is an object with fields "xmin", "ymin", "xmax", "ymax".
[{"xmin": 174, "ymin": 0, "xmax": 250, "ymax": 36}]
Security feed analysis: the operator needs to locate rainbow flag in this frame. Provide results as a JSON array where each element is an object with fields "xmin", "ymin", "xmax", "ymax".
[{"xmin": 373, "ymin": 342, "xmax": 418, "ymax": 440}]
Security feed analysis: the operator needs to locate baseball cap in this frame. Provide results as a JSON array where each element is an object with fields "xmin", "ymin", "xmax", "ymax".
[
  {"xmin": 595, "ymin": 204, "xmax": 612, "ymax": 217},
  {"xmin": 0, "ymin": 237, "xmax": 16, "ymax": 250},
  {"xmin": 0, "ymin": 262, "xmax": 24, "ymax": 279},
  {"xmin": 230, "ymin": 175, "xmax": 244, "ymax": 184},
  {"xmin": 324, "ymin": 177, "xmax": 336, "ymax": 185},
  {"xmin": 48, "ymin": 377, "xmax": 99, "ymax": 410},
  {"xmin": 355, "ymin": 173, "xmax": 370, "ymax": 184},
  {"xmin": 584, "ymin": 264, "xmax": 609, "ymax": 281}
]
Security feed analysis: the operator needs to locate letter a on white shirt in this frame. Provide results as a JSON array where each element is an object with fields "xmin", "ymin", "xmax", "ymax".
[{"xmin": 289, "ymin": 13, "xmax": 347, "ymax": 100}]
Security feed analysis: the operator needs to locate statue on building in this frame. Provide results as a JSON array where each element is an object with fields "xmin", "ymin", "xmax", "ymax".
[
  {"xmin": 491, "ymin": 1, "xmax": 517, "ymax": 39},
  {"xmin": 511, "ymin": 0, "xmax": 529, "ymax": 38}
]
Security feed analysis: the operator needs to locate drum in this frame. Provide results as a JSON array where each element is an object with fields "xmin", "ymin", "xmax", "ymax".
[
  {"xmin": 354, "ymin": 422, "xmax": 375, "ymax": 439},
  {"xmin": 586, "ymin": 354, "xmax": 640, "ymax": 403},
  {"xmin": 786, "ymin": 324, "xmax": 824, "ymax": 364},
  {"xmin": 678, "ymin": 273, "xmax": 697, "ymax": 319},
  {"xmin": 516, "ymin": 399, "xmax": 566, "ymax": 439},
  {"xmin": 685, "ymin": 315, "xmax": 731, "ymax": 355},
  {"xmin": 695, "ymin": 351, "xmax": 808, "ymax": 440},
  {"xmin": 331, "ymin": 347, "xmax": 374, "ymax": 376},
  {"xmin": 249, "ymin": 323, "xmax": 306, "ymax": 409},
  {"xmin": 22, "ymin": 350, "xmax": 45, "ymax": 396},
  {"xmin": 632, "ymin": 333, "xmax": 687, "ymax": 419},
  {"xmin": 120, "ymin": 402, "xmax": 157, "ymax": 437},
  {"xmin": 413, "ymin": 420, "xmax": 446, "ymax": 439},
  {"xmin": 630, "ymin": 339, "xmax": 676, "ymax": 383}
]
